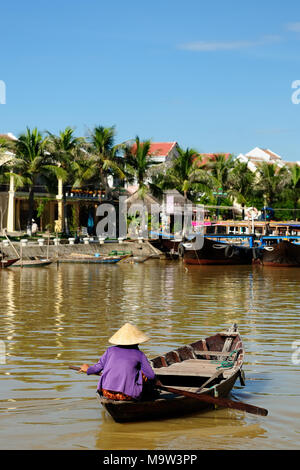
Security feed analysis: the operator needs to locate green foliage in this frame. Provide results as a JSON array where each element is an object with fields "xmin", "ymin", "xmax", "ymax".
[
  {"xmin": 85, "ymin": 125, "xmax": 125, "ymax": 193},
  {"xmin": 123, "ymin": 136, "xmax": 152, "ymax": 189},
  {"xmin": 3, "ymin": 124, "xmax": 300, "ymax": 225},
  {"xmin": 36, "ymin": 198, "xmax": 49, "ymax": 218}
]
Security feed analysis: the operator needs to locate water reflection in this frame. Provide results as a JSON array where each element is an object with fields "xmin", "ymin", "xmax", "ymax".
[{"xmin": 0, "ymin": 261, "xmax": 300, "ymax": 449}]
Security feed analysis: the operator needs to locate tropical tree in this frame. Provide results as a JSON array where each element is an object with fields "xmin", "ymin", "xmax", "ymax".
[
  {"xmin": 47, "ymin": 127, "xmax": 84, "ymax": 233},
  {"xmin": 86, "ymin": 125, "xmax": 125, "ymax": 198},
  {"xmin": 11, "ymin": 127, "xmax": 53, "ymax": 231},
  {"xmin": 0, "ymin": 144, "xmax": 6, "ymax": 185},
  {"xmin": 122, "ymin": 136, "xmax": 153, "ymax": 197},
  {"xmin": 203, "ymin": 153, "xmax": 235, "ymax": 193},
  {"xmin": 256, "ymin": 162, "xmax": 290, "ymax": 207},
  {"xmin": 161, "ymin": 147, "xmax": 211, "ymax": 203},
  {"xmin": 0, "ymin": 136, "xmax": 15, "ymax": 184},
  {"xmin": 228, "ymin": 161, "xmax": 256, "ymax": 214},
  {"xmin": 284, "ymin": 164, "xmax": 300, "ymax": 219}
]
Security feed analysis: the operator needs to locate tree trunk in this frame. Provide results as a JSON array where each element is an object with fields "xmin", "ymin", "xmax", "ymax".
[
  {"xmin": 27, "ymin": 187, "xmax": 35, "ymax": 232},
  {"xmin": 184, "ymin": 190, "xmax": 188, "ymax": 204},
  {"xmin": 100, "ymin": 169, "xmax": 108, "ymax": 199},
  {"xmin": 63, "ymin": 185, "xmax": 69, "ymax": 235}
]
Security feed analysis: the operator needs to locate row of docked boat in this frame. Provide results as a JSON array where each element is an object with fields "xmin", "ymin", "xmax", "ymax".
[{"xmin": 178, "ymin": 235, "xmax": 300, "ymax": 267}]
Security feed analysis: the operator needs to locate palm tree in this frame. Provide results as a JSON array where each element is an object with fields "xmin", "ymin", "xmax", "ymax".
[
  {"xmin": 0, "ymin": 136, "xmax": 15, "ymax": 184},
  {"xmin": 11, "ymin": 127, "xmax": 52, "ymax": 231},
  {"xmin": 0, "ymin": 139, "xmax": 6, "ymax": 184},
  {"xmin": 203, "ymin": 153, "xmax": 235, "ymax": 193},
  {"xmin": 86, "ymin": 126, "xmax": 125, "ymax": 198},
  {"xmin": 256, "ymin": 162, "xmax": 290, "ymax": 207},
  {"xmin": 286, "ymin": 164, "xmax": 300, "ymax": 219},
  {"xmin": 162, "ymin": 147, "xmax": 210, "ymax": 203},
  {"xmin": 228, "ymin": 161, "xmax": 256, "ymax": 213},
  {"xmin": 122, "ymin": 136, "xmax": 153, "ymax": 197},
  {"xmin": 47, "ymin": 127, "xmax": 84, "ymax": 233}
]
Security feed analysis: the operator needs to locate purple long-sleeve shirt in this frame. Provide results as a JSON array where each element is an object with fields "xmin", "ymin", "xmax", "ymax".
[{"xmin": 86, "ymin": 345, "xmax": 156, "ymax": 400}]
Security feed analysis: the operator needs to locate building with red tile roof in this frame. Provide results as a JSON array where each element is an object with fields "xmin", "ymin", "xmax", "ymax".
[
  {"xmin": 147, "ymin": 142, "xmax": 179, "ymax": 163},
  {"xmin": 129, "ymin": 141, "xmax": 179, "ymax": 164}
]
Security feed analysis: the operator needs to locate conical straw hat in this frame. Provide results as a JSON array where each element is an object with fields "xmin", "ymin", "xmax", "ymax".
[{"xmin": 108, "ymin": 323, "xmax": 150, "ymax": 345}]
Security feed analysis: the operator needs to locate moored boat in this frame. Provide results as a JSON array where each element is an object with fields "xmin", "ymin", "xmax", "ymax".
[
  {"xmin": 255, "ymin": 239, "xmax": 300, "ymax": 267},
  {"xmin": 149, "ymin": 231, "xmax": 182, "ymax": 255},
  {"xmin": 61, "ymin": 253, "xmax": 132, "ymax": 264},
  {"xmin": 9, "ymin": 259, "xmax": 53, "ymax": 268},
  {"xmin": 179, "ymin": 236, "xmax": 254, "ymax": 265},
  {"xmin": 99, "ymin": 324, "xmax": 245, "ymax": 422},
  {"xmin": 0, "ymin": 258, "xmax": 19, "ymax": 268}
]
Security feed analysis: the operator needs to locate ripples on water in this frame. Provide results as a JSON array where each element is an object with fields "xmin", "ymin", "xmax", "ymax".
[{"xmin": 0, "ymin": 261, "xmax": 300, "ymax": 449}]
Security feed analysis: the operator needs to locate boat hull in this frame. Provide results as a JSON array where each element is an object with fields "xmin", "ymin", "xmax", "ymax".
[
  {"xmin": 99, "ymin": 326, "xmax": 244, "ymax": 422},
  {"xmin": 181, "ymin": 237, "xmax": 254, "ymax": 265},
  {"xmin": 0, "ymin": 258, "xmax": 19, "ymax": 268},
  {"xmin": 256, "ymin": 241, "xmax": 300, "ymax": 267},
  {"xmin": 10, "ymin": 260, "xmax": 52, "ymax": 267},
  {"xmin": 60, "ymin": 254, "xmax": 131, "ymax": 264},
  {"xmin": 99, "ymin": 371, "xmax": 239, "ymax": 423}
]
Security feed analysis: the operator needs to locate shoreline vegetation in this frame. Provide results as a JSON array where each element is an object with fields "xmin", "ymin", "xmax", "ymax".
[{"xmin": 0, "ymin": 125, "xmax": 299, "ymax": 238}]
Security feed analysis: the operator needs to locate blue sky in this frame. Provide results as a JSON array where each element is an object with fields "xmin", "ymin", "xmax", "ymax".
[{"xmin": 1, "ymin": 0, "xmax": 300, "ymax": 161}]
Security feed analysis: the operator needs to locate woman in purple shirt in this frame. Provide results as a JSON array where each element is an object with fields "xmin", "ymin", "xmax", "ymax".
[{"xmin": 80, "ymin": 323, "xmax": 159, "ymax": 401}]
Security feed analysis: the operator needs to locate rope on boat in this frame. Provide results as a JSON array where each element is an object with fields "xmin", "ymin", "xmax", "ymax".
[{"xmin": 210, "ymin": 349, "xmax": 237, "ymax": 369}]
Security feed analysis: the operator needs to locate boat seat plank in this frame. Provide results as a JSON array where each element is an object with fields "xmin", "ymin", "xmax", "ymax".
[
  {"xmin": 153, "ymin": 359, "xmax": 219, "ymax": 377},
  {"xmin": 156, "ymin": 370, "xmax": 215, "ymax": 377},
  {"xmin": 165, "ymin": 386, "xmax": 212, "ymax": 393},
  {"xmin": 193, "ymin": 350, "xmax": 235, "ymax": 357}
]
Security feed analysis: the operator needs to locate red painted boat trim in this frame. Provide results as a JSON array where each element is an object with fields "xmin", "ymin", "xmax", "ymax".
[{"xmin": 0, "ymin": 258, "xmax": 19, "ymax": 268}]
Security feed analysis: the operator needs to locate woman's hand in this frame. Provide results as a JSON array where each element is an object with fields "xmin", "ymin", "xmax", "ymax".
[{"xmin": 79, "ymin": 363, "xmax": 90, "ymax": 373}]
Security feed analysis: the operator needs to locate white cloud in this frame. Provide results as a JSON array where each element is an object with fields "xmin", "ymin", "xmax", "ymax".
[
  {"xmin": 286, "ymin": 22, "xmax": 300, "ymax": 32},
  {"xmin": 178, "ymin": 35, "xmax": 282, "ymax": 52}
]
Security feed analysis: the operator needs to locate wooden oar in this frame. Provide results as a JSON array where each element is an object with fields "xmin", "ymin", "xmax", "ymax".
[
  {"xmin": 68, "ymin": 365, "xmax": 268, "ymax": 416},
  {"xmin": 69, "ymin": 365, "xmax": 82, "ymax": 371},
  {"xmin": 156, "ymin": 384, "xmax": 268, "ymax": 416},
  {"xmin": 196, "ymin": 370, "xmax": 224, "ymax": 392},
  {"xmin": 69, "ymin": 365, "xmax": 101, "ymax": 375}
]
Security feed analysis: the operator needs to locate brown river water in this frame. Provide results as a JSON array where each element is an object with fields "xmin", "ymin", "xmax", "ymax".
[{"xmin": 0, "ymin": 260, "xmax": 299, "ymax": 450}]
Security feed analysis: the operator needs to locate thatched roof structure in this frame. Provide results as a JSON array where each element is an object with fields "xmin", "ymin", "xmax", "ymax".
[
  {"xmin": 125, "ymin": 190, "xmax": 160, "ymax": 212},
  {"xmin": 162, "ymin": 189, "xmax": 192, "ymax": 208}
]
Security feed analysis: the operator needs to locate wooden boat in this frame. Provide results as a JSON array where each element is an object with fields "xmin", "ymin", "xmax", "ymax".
[
  {"xmin": 179, "ymin": 237, "xmax": 254, "ymax": 265},
  {"xmin": 149, "ymin": 231, "xmax": 182, "ymax": 254},
  {"xmin": 99, "ymin": 324, "xmax": 245, "ymax": 422},
  {"xmin": 0, "ymin": 258, "xmax": 19, "ymax": 268},
  {"xmin": 61, "ymin": 253, "xmax": 132, "ymax": 264},
  {"xmin": 255, "ymin": 240, "xmax": 300, "ymax": 267},
  {"xmin": 10, "ymin": 259, "xmax": 53, "ymax": 268}
]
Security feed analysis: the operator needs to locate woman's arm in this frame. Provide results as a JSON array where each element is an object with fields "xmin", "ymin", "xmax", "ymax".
[
  {"xmin": 140, "ymin": 352, "xmax": 156, "ymax": 380},
  {"xmin": 82, "ymin": 350, "xmax": 108, "ymax": 375}
]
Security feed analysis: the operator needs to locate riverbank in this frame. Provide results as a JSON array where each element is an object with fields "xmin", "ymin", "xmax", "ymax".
[{"xmin": 0, "ymin": 239, "xmax": 163, "ymax": 261}]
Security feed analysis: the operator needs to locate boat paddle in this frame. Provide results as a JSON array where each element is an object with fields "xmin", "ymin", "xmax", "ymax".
[
  {"xmin": 156, "ymin": 384, "xmax": 268, "ymax": 416},
  {"xmin": 68, "ymin": 365, "xmax": 268, "ymax": 417}
]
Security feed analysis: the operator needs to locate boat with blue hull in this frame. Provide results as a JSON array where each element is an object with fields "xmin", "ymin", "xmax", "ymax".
[{"xmin": 60, "ymin": 253, "xmax": 132, "ymax": 264}]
